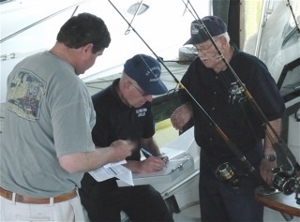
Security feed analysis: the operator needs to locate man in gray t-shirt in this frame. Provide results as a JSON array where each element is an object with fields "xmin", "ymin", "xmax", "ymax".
[{"xmin": 0, "ymin": 13, "xmax": 133, "ymax": 221}]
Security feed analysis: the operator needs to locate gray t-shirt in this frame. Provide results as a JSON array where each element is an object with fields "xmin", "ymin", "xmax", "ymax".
[{"xmin": 1, "ymin": 51, "xmax": 96, "ymax": 197}]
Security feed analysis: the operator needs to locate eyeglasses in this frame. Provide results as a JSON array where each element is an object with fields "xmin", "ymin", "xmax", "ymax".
[
  {"xmin": 130, "ymin": 82, "xmax": 150, "ymax": 97},
  {"xmin": 194, "ymin": 43, "xmax": 214, "ymax": 52},
  {"xmin": 194, "ymin": 37, "xmax": 220, "ymax": 52}
]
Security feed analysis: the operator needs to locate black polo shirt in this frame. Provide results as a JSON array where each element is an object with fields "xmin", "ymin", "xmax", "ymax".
[
  {"xmin": 91, "ymin": 79, "xmax": 155, "ymax": 161},
  {"xmin": 179, "ymin": 45, "xmax": 285, "ymax": 159}
]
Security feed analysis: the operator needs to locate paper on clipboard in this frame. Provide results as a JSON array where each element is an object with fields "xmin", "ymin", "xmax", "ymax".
[
  {"xmin": 117, "ymin": 156, "xmax": 194, "ymax": 187},
  {"xmin": 89, "ymin": 160, "xmax": 134, "ymax": 186},
  {"xmin": 133, "ymin": 157, "xmax": 190, "ymax": 178}
]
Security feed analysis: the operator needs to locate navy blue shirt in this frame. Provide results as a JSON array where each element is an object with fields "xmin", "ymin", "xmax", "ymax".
[
  {"xmin": 179, "ymin": 45, "xmax": 285, "ymax": 160},
  {"xmin": 92, "ymin": 78, "xmax": 155, "ymax": 161}
]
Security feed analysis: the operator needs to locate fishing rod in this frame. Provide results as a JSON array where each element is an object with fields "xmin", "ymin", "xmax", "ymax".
[
  {"xmin": 183, "ymin": 0, "xmax": 300, "ymax": 175},
  {"xmin": 124, "ymin": 0, "xmax": 144, "ymax": 35},
  {"xmin": 108, "ymin": 0, "xmax": 271, "ymax": 190}
]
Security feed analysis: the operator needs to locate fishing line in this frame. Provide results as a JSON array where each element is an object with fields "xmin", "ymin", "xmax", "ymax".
[
  {"xmin": 286, "ymin": 0, "xmax": 300, "ymax": 32},
  {"xmin": 124, "ymin": 0, "xmax": 144, "ymax": 35},
  {"xmin": 108, "ymin": 0, "xmax": 271, "ymax": 189},
  {"xmin": 138, "ymin": 54, "xmax": 169, "ymax": 91},
  {"xmin": 183, "ymin": 0, "xmax": 300, "ymax": 174}
]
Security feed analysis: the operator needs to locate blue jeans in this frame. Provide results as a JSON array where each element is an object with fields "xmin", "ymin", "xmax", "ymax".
[{"xmin": 199, "ymin": 142, "xmax": 264, "ymax": 222}]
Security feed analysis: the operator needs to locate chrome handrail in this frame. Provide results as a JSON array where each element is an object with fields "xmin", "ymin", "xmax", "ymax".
[
  {"xmin": 254, "ymin": 0, "xmax": 274, "ymax": 57},
  {"xmin": 0, "ymin": 0, "xmax": 90, "ymax": 43}
]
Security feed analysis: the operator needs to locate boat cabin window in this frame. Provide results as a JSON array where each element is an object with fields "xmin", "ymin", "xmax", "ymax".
[
  {"xmin": 282, "ymin": 26, "xmax": 300, "ymax": 48},
  {"xmin": 277, "ymin": 58, "xmax": 300, "ymax": 102}
]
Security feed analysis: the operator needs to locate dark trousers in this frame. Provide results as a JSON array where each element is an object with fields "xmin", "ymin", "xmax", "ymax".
[
  {"xmin": 199, "ymin": 143, "xmax": 264, "ymax": 222},
  {"xmin": 79, "ymin": 174, "xmax": 174, "ymax": 222}
]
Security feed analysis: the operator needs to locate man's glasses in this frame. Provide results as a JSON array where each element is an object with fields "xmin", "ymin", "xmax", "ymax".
[
  {"xmin": 193, "ymin": 37, "xmax": 220, "ymax": 52},
  {"xmin": 130, "ymin": 82, "xmax": 150, "ymax": 97},
  {"xmin": 194, "ymin": 43, "xmax": 214, "ymax": 52}
]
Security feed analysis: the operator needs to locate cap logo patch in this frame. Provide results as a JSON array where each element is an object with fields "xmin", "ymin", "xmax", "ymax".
[{"xmin": 191, "ymin": 23, "xmax": 201, "ymax": 35}]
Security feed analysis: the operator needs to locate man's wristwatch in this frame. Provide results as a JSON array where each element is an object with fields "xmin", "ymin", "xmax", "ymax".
[{"xmin": 263, "ymin": 154, "xmax": 277, "ymax": 162}]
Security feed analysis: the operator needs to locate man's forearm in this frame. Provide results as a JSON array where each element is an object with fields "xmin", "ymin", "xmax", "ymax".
[
  {"xmin": 59, "ymin": 140, "xmax": 133, "ymax": 173},
  {"xmin": 264, "ymin": 118, "xmax": 282, "ymax": 154},
  {"xmin": 58, "ymin": 147, "xmax": 116, "ymax": 173}
]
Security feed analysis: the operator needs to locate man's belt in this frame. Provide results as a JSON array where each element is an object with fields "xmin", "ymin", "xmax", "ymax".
[{"xmin": 0, "ymin": 187, "xmax": 77, "ymax": 204}]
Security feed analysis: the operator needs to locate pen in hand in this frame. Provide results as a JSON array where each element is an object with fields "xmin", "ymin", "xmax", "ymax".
[
  {"xmin": 141, "ymin": 148, "xmax": 153, "ymax": 158},
  {"xmin": 141, "ymin": 148, "xmax": 168, "ymax": 164}
]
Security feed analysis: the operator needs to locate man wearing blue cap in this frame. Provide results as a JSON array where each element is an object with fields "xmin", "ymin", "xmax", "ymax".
[
  {"xmin": 171, "ymin": 16, "xmax": 285, "ymax": 221},
  {"xmin": 80, "ymin": 54, "xmax": 174, "ymax": 222}
]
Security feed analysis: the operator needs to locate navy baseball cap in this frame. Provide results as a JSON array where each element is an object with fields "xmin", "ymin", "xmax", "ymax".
[
  {"xmin": 124, "ymin": 54, "xmax": 168, "ymax": 95},
  {"xmin": 184, "ymin": 15, "xmax": 227, "ymax": 45}
]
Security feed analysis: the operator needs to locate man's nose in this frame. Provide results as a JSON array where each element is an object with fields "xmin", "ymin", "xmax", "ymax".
[{"xmin": 145, "ymin": 94, "xmax": 153, "ymax": 102}]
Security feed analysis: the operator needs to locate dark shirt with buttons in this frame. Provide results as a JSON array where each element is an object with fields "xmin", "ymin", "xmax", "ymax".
[
  {"xmin": 179, "ymin": 44, "xmax": 285, "ymax": 163},
  {"xmin": 91, "ymin": 78, "xmax": 155, "ymax": 161},
  {"xmin": 80, "ymin": 79, "xmax": 173, "ymax": 222}
]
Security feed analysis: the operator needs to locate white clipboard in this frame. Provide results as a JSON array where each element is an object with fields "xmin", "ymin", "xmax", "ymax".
[{"xmin": 117, "ymin": 155, "xmax": 194, "ymax": 187}]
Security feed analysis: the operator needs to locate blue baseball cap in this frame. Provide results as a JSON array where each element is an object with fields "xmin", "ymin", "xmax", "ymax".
[
  {"xmin": 184, "ymin": 16, "xmax": 227, "ymax": 45},
  {"xmin": 124, "ymin": 54, "xmax": 168, "ymax": 95}
]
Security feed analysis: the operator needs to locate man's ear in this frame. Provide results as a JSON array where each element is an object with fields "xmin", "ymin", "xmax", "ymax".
[
  {"xmin": 124, "ymin": 80, "xmax": 133, "ymax": 90},
  {"xmin": 81, "ymin": 43, "xmax": 94, "ymax": 57},
  {"xmin": 218, "ymin": 36, "xmax": 227, "ymax": 49}
]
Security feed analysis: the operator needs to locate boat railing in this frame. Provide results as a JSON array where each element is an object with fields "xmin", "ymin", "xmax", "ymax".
[
  {"xmin": 0, "ymin": 103, "xmax": 5, "ymax": 141},
  {"xmin": 0, "ymin": 0, "xmax": 90, "ymax": 44},
  {"xmin": 254, "ymin": 0, "xmax": 274, "ymax": 57}
]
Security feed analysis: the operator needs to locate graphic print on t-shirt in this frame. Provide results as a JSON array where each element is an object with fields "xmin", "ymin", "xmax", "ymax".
[{"xmin": 7, "ymin": 70, "xmax": 46, "ymax": 121}]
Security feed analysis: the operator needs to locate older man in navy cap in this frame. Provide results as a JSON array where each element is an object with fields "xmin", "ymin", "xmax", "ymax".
[
  {"xmin": 171, "ymin": 16, "xmax": 285, "ymax": 221},
  {"xmin": 80, "ymin": 54, "xmax": 174, "ymax": 222}
]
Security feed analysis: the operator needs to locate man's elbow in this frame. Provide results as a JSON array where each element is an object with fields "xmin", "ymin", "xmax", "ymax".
[{"xmin": 59, "ymin": 154, "xmax": 83, "ymax": 174}]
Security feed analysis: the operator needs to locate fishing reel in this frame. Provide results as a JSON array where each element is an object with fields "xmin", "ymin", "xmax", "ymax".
[
  {"xmin": 215, "ymin": 162, "xmax": 240, "ymax": 189},
  {"xmin": 271, "ymin": 167, "xmax": 300, "ymax": 204},
  {"xmin": 272, "ymin": 170, "xmax": 296, "ymax": 195}
]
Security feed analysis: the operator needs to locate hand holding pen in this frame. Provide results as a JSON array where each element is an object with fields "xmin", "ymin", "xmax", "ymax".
[
  {"xmin": 140, "ymin": 148, "xmax": 169, "ymax": 172},
  {"xmin": 141, "ymin": 148, "xmax": 169, "ymax": 162}
]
